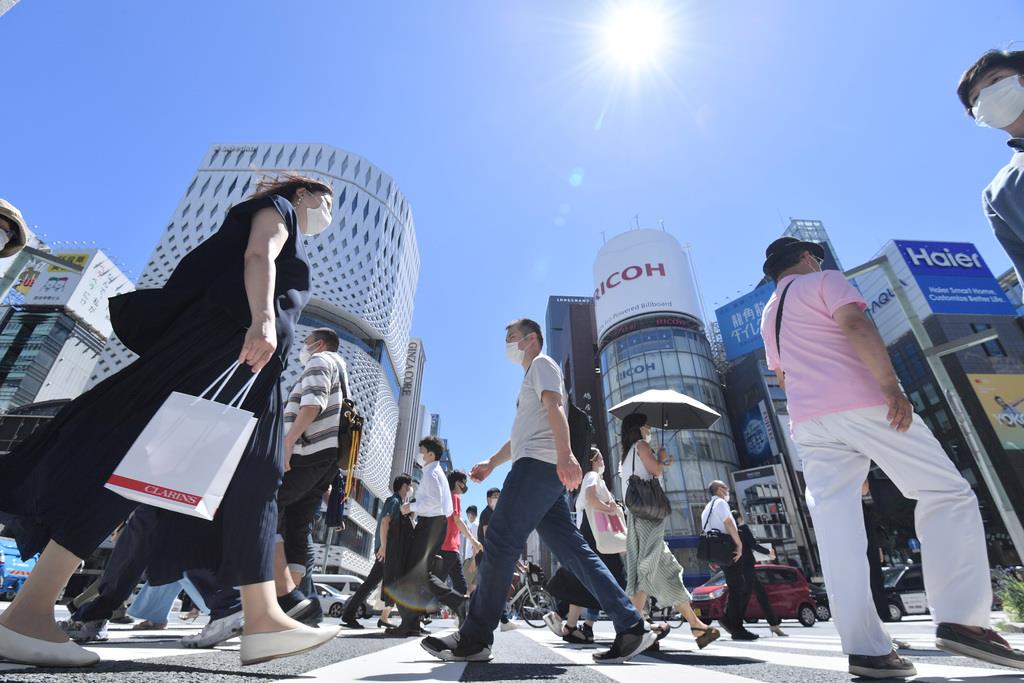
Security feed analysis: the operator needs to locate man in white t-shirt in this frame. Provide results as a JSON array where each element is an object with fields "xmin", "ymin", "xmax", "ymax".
[
  {"xmin": 700, "ymin": 481, "xmax": 752, "ymax": 640},
  {"xmin": 421, "ymin": 318, "xmax": 656, "ymax": 665}
]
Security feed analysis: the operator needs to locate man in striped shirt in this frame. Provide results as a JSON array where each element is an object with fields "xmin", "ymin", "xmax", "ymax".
[{"xmin": 272, "ymin": 328, "xmax": 351, "ymax": 623}]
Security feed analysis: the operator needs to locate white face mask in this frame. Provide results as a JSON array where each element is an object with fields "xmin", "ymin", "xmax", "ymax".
[
  {"xmin": 505, "ymin": 340, "xmax": 525, "ymax": 365},
  {"xmin": 973, "ymin": 75, "xmax": 1024, "ymax": 129},
  {"xmin": 299, "ymin": 344, "xmax": 316, "ymax": 365},
  {"xmin": 724, "ymin": 492, "xmax": 731, "ymax": 503},
  {"xmin": 416, "ymin": 452, "xmax": 427, "ymax": 468},
  {"xmin": 302, "ymin": 195, "xmax": 332, "ymax": 235},
  {"xmin": 0, "ymin": 232, "xmax": 10, "ymax": 253}
]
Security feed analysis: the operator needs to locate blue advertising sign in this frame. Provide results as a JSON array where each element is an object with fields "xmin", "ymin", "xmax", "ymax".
[
  {"xmin": 715, "ymin": 282, "xmax": 775, "ymax": 361},
  {"xmin": 741, "ymin": 405, "xmax": 773, "ymax": 465},
  {"xmin": 894, "ymin": 240, "xmax": 1015, "ymax": 316}
]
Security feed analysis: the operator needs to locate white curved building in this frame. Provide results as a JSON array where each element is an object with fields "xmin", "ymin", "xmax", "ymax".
[{"xmin": 89, "ymin": 143, "xmax": 420, "ymax": 576}]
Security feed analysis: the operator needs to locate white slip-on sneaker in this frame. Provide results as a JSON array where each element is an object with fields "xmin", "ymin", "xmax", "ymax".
[
  {"xmin": 239, "ymin": 625, "xmax": 339, "ymax": 666},
  {"xmin": 0, "ymin": 624, "xmax": 100, "ymax": 667}
]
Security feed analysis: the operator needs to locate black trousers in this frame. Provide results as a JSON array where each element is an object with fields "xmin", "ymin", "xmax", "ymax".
[
  {"xmin": 342, "ymin": 558, "xmax": 387, "ymax": 621},
  {"xmin": 723, "ymin": 563, "xmax": 750, "ymax": 632},
  {"xmin": 743, "ymin": 564, "xmax": 780, "ymax": 626},
  {"xmin": 867, "ymin": 539, "xmax": 890, "ymax": 620},
  {"xmin": 277, "ymin": 459, "xmax": 337, "ymax": 567},
  {"xmin": 74, "ymin": 507, "xmax": 158, "ymax": 623},
  {"xmin": 437, "ymin": 550, "xmax": 468, "ymax": 595},
  {"xmin": 395, "ymin": 515, "xmax": 464, "ymax": 624}
]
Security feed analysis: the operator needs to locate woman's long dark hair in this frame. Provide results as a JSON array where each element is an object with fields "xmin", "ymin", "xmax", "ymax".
[
  {"xmin": 620, "ymin": 413, "xmax": 648, "ymax": 463},
  {"xmin": 249, "ymin": 173, "xmax": 333, "ymax": 203}
]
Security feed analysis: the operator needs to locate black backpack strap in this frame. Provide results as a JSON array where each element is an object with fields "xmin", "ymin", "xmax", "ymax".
[{"xmin": 774, "ymin": 282, "xmax": 795, "ymax": 365}]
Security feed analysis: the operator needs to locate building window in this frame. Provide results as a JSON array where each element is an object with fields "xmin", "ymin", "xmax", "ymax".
[{"xmin": 970, "ymin": 323, "xmax": 1007, "ymax": 357}]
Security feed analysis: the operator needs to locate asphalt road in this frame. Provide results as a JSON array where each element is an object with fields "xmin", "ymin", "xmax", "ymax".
[{"xmin": 0, "ymin": 605, "xmax": 1022, "ymax": 682}]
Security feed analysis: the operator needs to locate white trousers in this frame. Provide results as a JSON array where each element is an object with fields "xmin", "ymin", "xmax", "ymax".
[{"xmin": 793, "ymin": 405, "xmax": 992, "ymax": 656}]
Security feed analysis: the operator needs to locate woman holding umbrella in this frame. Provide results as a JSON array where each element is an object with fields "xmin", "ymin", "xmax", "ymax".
[{"xmin": 619, "ymin": 413, "xmax": 719, "ymax": 649}]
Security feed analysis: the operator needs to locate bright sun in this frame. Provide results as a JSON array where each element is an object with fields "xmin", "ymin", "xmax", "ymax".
[{"xmin": 601, "ymin": 3, "xmax": 667, "ymax": 69}]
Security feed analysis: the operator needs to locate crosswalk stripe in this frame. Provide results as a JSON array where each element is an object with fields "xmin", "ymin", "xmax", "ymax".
[
  {"xmin": 516, "ymin": 625, "xmax": 765, "ymax": 683},
  {"xmin": 718, "ymin": 642, "xmax": 1013, "ymax": 678},
  {"xmin": 278, "ymin": 632, "xmax": 467, "ymax": 682}
]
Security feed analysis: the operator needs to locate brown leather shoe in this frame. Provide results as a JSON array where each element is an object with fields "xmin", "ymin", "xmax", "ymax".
[
  {"xmin": 848, "ymin": 650, "xmax": 916, "ymax": 679},
  {"xmin": 936, "ymin": 623, "xmax": 1024, "ymax": 670}
]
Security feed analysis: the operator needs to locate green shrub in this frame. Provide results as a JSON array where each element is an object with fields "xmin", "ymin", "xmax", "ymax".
[{"xmin": 1000, "ymin": 575, "xmax": 1024, "ymax": 623}]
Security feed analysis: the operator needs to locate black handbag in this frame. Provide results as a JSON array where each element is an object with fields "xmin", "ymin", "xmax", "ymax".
[
  {"xmin": 623, "ymin": 444, "xmax": 672, "ymax": 521},
  {"xmin": 697, "ymin": 498, "xmax": 737, "ymax": 566}
]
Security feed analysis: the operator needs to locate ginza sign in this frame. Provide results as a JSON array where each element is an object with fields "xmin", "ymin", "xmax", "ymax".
[{"xmin": 592, "ymin": 229, "xmax": 702, "ymax": 340}]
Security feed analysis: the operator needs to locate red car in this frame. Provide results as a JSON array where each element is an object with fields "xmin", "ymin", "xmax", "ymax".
[{"xmin": 690, "ymin": 564, "xmax": 818, "ymax": 627}]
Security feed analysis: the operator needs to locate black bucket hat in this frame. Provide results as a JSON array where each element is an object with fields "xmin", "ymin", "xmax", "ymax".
[{"xmin": 762, "ymin": 237, "xmax": 825, "ymax": 277}]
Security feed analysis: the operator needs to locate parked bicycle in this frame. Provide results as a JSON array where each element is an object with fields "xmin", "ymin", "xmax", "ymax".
[{"xmin": 507, "ymin": 562, "xmax": 556, "ymax": 628}]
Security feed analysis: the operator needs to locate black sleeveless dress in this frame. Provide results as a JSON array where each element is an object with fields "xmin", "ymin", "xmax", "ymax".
[{"xmin": 0, "ymin": 193, "xmax": 310, "ymax": 586}]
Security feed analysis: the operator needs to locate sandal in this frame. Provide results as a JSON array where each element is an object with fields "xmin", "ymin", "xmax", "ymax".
[
  {"xmin": 648, "ymin": 621, "xmax": 671, "ymax": 641},
  {"xmin": 562, "ymin": 626, "xmax": 589, "ymax": 644},
  {"xmin": 691, "ymin": 626, "xmax": 721, "ymax": 650},
  {"xmin": 132, "ymin": 620, "xmax": 167, "ymax": 630}
]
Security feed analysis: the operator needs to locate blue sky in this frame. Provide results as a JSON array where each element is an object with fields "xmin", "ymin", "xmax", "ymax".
[{"xmin": 2, "ymin": 0, "xmax": 1023, "ymax": 514}]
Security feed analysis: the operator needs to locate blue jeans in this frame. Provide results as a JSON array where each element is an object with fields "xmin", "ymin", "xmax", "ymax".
[
  {"xmin": 461, "ymin": 458, "xmax": 642, "ymax": 646},
  {"xmin": 127, "ymin": 578, "xmax": 206, "ymax": 623}
]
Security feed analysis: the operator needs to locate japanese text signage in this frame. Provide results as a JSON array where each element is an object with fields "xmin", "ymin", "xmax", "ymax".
[
  {"xmin": 894, "ymin": 240, "xmax": 1014, "ymax": 316},
  {"xmin": 715, "ymin": 283, "xmax": 775, "ymax": 361}
]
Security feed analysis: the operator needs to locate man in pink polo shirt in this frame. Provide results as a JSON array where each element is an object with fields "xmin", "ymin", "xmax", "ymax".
[{"xmin": 759, "ymin": 237, "xmax": 1024, "ymax": 679}]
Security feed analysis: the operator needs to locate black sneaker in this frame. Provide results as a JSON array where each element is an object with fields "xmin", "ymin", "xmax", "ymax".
[
  {"xmin": 848, "ymin": 651, "xmax": 917, "ymax": 679},
  {"xmin": 592, "ymin": 622, "xmax": 658, "ymax": 664},
  {"xmin": 581, "ymin": 623, "xmax": 595, "ymax": 643},
  {"xmin": 421, "ymin": 632, "xmax": 493, "ymax": 662},
  {"xmin": 277, "ymin": 590, "xmax": 320, "ymax": 626},
  {"xmin": 936, "ymin": 623, "xmax": 1024, "ymax": 670},
  {"xmin": 731, "ymin": 629, "xmax": 759, "ymax": 641}
]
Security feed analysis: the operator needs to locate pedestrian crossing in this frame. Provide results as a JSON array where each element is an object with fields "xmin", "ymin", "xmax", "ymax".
[{"xmin": 0, "ymin": 617, "xmax": 1022, "ymax": 681}]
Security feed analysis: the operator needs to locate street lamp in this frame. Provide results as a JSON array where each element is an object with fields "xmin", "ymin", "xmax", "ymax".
[{"xmin": 844, "ymin": 255, "xmax": 1024, "ymax": 562}]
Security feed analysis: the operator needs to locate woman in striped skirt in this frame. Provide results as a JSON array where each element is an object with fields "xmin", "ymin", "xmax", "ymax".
[{"xmin": 619, "ymin": 413, "xmax": 719, "ymax": 649}]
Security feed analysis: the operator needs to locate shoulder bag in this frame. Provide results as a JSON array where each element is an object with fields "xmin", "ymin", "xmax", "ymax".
[
  {"xmin": 623, "ymin": 444, "xmax": 672, "ymax": 521},
  {"xmin": 696, "ymin": 498, "xmax": 737, "ymax": 566}
]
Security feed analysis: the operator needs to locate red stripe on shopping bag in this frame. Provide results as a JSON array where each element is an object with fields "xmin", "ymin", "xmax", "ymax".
[{"xmin": 107, "ymin": 474, "xmax": 202, "ymax": 507}]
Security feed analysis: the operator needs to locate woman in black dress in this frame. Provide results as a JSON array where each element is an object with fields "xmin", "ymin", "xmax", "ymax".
[{"xmin": 0, "ymin": 175, "xmax": 338, "ymax": 667}]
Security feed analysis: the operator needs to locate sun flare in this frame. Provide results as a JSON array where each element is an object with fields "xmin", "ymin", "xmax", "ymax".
[{"xmin": 601, "ymin": 3, "xmax": 667, "ymax": 69}]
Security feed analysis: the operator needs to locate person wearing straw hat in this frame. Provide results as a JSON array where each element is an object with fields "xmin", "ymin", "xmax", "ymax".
[{"xmin": 0, "ymin": 198, "xmax": 30, "ymax": 258}]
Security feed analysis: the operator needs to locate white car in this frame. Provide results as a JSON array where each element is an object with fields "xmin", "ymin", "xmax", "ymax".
[{"xmin": 314, "ymin": 582, "xmax": 371, "ymax": 619}]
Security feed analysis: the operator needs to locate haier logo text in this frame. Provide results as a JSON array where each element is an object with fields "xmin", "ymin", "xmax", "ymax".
[
  {"xmin": 904, "ymin": 246, "xmax": 982, "ymax": 270},
  {"xmin": 895, "ymin": 240, "xmax": 994, "ymax": 279}
]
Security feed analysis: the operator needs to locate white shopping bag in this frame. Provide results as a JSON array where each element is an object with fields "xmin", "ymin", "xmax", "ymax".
[
  {"xmin": 105, "ymin": 362, "xmax": 261, "ymax": 520},
  {"xmin": 586, "ymin": 506, "xmax": 628, "ymax": 555}
]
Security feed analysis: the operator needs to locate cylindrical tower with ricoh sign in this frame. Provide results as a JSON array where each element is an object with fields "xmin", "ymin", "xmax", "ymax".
[{"xmin": 594, "ymin": 229, "xmax": 740, "ymax": 585}]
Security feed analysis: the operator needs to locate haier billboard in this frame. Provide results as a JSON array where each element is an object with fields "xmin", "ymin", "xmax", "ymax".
[{"xmin": 852, "ymin": 240, "xmax": 1014, "ymax": 345}]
